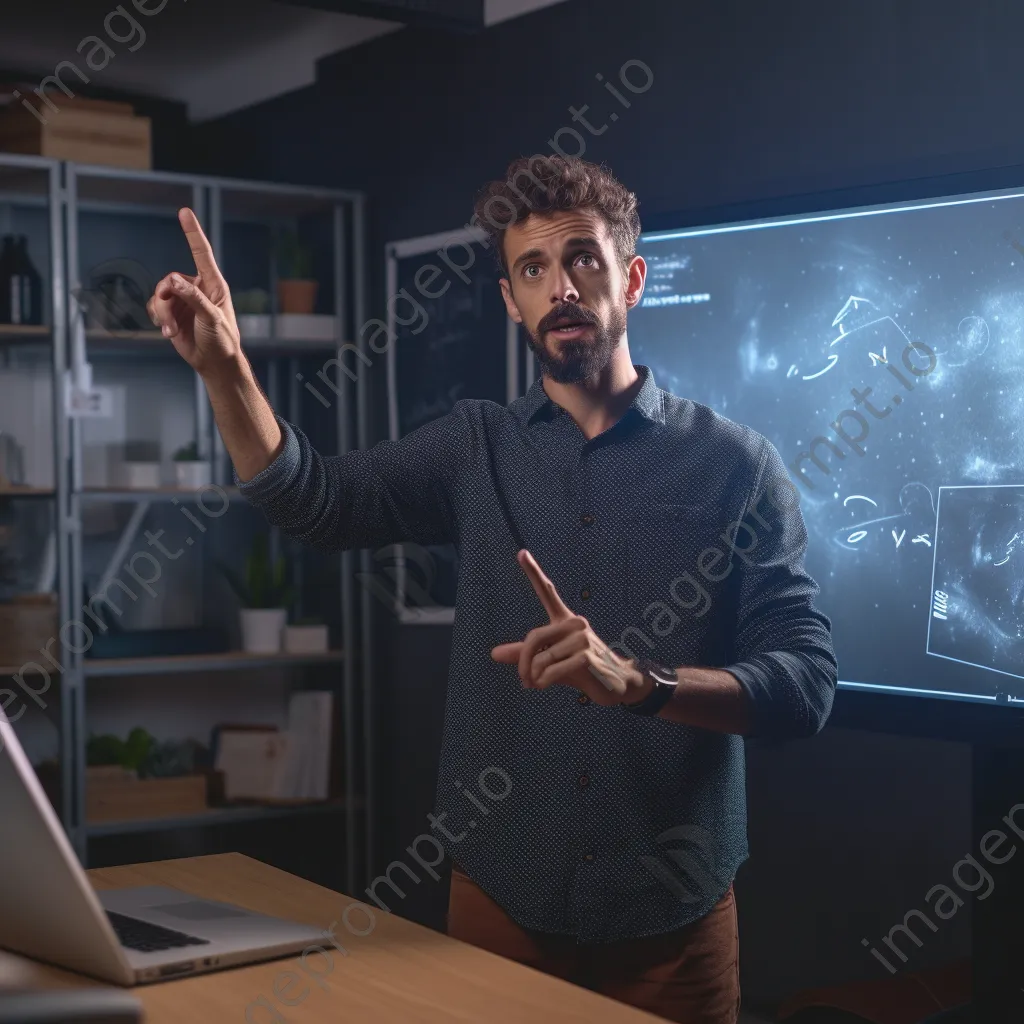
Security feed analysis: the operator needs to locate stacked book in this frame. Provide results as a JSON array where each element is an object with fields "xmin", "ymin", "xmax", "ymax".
[
  {"xmin": 273, "ymin": 691, "xmax": 333, "ymax": 801},
  {"xmin": 213, "ymin": 691, "xmax": 333, "ymax": 803}
]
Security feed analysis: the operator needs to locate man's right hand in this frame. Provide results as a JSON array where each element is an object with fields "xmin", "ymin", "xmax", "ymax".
[{"xmin": 147, "ymin": 208, "xmax": 242, "ymax": 378}]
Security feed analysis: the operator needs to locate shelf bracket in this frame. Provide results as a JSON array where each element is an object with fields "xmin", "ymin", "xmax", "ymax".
[{"xmin": 97, "ymin": 499, "xmax": 151, "ymax": 593}]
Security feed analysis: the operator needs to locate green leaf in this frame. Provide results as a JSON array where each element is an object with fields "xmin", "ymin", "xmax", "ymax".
[
  {"xmin": 86, "ymin": 733, "xmax": 124, "ymax": 766},
  {"xmin": 121, "ymin": 727, "xmax": 156, "ymax": 772},
  {"xmin": 172, "ymin": 440, "xmax": 199, "ymax": 461},
  {"xmin": 274, "ymin": 229, "xmax": 314, "ymax": 280},
  {"xmin": 214, "ymin": 534, "xmax": 292, "ymax": 609}
]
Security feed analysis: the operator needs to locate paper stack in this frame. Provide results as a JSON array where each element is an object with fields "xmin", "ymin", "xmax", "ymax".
[{"xmin": 271, "ymin": 691, "xmax": 333, "ymax": 801}]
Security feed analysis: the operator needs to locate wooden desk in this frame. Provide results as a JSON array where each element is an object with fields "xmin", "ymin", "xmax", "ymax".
[{"xmin": 0, "ymin": 853, "xmax": 662, "ymax": 1023}]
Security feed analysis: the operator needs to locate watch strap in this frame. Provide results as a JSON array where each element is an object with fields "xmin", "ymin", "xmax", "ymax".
[{"xmin": 623, "ymin": 661, "xmax": 677, "ymax": 716}]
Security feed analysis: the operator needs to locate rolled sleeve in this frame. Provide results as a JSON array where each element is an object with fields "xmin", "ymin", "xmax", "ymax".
[
  {"xmin": 725, "ymin": 439, "xmax": 838, "ymax": 738},
  {"xmin": 234, "ymin": 415, "xmax": 302, "ymax": 502},
  {"xmin": 235, "ymin": 405, "xmax": 471, "ymax": 552}
]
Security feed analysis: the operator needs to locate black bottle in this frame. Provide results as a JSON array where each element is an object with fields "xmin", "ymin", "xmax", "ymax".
[
  {"xmin": 14, "ymin": 236, "xmax": 43, "ymax": 325},
  {"xmin": 0, "ymin": 235, "xmax": 43, "ymax": 325},
  {"xmin": 0, "ymin": 235, "xmax": 15, "ymax": 324}
]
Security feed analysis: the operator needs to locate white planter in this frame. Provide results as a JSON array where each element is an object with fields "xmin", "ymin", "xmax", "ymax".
[
  {"xmin": 237, "ymin": 314, "xmax": 271, "ymax": 339},
  {"xmin": 283, "ymin": 624, "xmax": 329, "ymax": 654},
  {"xmin": 174, "ymin": 460, "xmax": 212, "ymax": 489},
  {"xmin": 116, "ymin": 461, "xmax": 161, "ymax": 489},
  {"xmin": 275, "ymin": 314, "xmax": 338, "ymax": 342},
  {"xmin": 239, "ymin": 608, "xmax": 287, "ymax": 653}
]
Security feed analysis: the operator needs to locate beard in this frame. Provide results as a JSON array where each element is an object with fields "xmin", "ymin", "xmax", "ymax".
[{"xmin": 526, "ymin": 300, "xmax": 627, "ymax": 384}]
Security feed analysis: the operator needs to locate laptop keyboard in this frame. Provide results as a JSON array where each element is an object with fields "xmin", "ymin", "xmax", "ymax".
[{"xmin": 106, "ymin": 910, "xmax": 211, "ymax": 953}]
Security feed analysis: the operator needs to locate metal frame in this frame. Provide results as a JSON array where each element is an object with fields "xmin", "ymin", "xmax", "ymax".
[
  {"xmin": 0, "ymin": 153, "xmax": 74, "ymax": 835},
  {"xmin": 352, "ymin": 197, "xmax": 375, "ymax": 887},
  {"xmin": 0, "ymin": 157, "xmax": 370, "ymax": 890},
  {"xmin": 383, "ymin": 225, "xmax": 520, "ymax": 626}
]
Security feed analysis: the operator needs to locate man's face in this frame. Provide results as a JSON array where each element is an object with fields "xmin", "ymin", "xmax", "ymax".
[{"xmin": 499, "ymin": 209, "xmax": 645, "ymax": 383}]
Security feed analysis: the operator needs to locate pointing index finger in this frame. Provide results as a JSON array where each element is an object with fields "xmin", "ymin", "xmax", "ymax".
[
  {"xmin": 518, "ymin": 550, "xmax": 572, "ymax": 621},
  {"xmin": 178, "ymin": 207, "xmax": 222, "ymax": 283}
]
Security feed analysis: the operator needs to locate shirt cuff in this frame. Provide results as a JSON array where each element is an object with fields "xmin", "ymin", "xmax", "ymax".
[
  {"xmin": 725, "ymin": 653, "xmax": 802, "ymax": 739},
  {"xmin": 234, "ymin": 415, "xmax": 302, "ymax": 502},
  {"xmin": 725, "ymin": 650, "xmax": 833, "ymax": 740}
]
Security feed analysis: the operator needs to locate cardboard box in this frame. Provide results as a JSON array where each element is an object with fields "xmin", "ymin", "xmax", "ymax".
[
  {"xmin": 85, "ymin": 767, "xmax": 209, "ymax": 823},
  {"xmin": 0, "ymin": 593, "xmax": 59, "ymax": 669},
  {"xmin": 0, "ymin": 99, "xmax": 151, "ymax": 170}
]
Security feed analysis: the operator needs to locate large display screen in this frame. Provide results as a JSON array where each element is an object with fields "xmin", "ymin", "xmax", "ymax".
[{"xmin": 632, "ymin": 188, "xmax": 1024, "ymax": 707}]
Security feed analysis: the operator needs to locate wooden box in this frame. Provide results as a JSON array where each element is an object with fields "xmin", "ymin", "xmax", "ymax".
[
  {"xmin": 86, "ymin": 766, "xmax": 208, "ymax": 823},
  {"xmin": 0, "ymin": 593, "xmax": 59, "ymax": 669},
  {"xmin": 0, "ymin": 96, "xmax": 151, "ymax": 170}
]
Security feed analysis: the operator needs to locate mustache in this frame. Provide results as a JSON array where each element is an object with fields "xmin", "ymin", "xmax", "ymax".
[{"xmin": 537, "ymin": 303, "xmax": 599, "ymax": 334}]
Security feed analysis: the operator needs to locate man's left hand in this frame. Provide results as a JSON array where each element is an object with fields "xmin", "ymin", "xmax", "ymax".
[{"xmin": 490, "ymin": 550, "xmax": 653, "ymax": 707}]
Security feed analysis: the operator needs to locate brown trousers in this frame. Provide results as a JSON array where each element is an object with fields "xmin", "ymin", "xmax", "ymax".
[{"xmin": 446, "ymin": 864, "xmax": 740, "ymax": 1024}]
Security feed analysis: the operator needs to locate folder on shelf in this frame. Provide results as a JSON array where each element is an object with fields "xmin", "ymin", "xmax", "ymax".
[{"xmin": 273, "ymin": 691, "xmax": 333, "ymax": 801}]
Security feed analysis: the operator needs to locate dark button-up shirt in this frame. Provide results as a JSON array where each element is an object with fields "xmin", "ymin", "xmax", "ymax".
[{"xmin": 238, "ymin": 364, "xmax": 837, "ymax": 943}]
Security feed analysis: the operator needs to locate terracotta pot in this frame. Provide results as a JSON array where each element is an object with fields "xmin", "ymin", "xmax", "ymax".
[{"xmin": 277, "ymin": 279, "xmax": 318, "ymax": 315}]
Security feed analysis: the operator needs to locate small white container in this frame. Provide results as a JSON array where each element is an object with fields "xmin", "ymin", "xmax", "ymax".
[
  {"xmin": 117, "ymin": 461, "xmax": 161, "ymax": 489},
  {"xmin": 239, "ymin": 608, "xmax": 287, "ymax": 653},
  {"xmin": 237, "ymin": 314, "xmax": 271, "ymax": 339},
  {"xmin": 275, "ymin": 314, "xmax": 338, "ymax": 342},
  {"xmin": 283, "ymin": 623, "xmax": 329, "ymax": 654},
  {"xmin": 174, "ymin": 460, "xmax": 212, "ymax": 489}
]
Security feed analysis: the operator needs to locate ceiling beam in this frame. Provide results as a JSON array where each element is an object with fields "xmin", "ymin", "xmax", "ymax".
[{"xmin": 272, "ymin": 0, "xmax": 485, "ymax": 30}]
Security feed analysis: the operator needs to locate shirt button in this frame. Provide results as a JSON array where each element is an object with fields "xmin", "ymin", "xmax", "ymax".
[
  {"xmin": 583, "ymin": 852, "xmax": 595, "ymax": 863},
  {"xmin": 580, "ymin": 588, "xmax": 591, "ymax": 600},
  {"xmin": 580, "ymin": 513, "xmax": 595, "ymax": 526},
  {"xmin": 578, "ymin": 774, "xmax": 590, "ymax": 788},
  {"xmin": 577, "ymin": 694, "xmax": 590, "ymax": 706}
]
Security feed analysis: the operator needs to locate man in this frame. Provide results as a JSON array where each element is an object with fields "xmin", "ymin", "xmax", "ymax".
[{"xmin": 148, "ymin": 154, "xmax": 837, "ymax": 1024}]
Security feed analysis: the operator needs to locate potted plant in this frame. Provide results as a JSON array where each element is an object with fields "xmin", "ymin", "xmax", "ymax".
[
  {"xmin": 283, "ymin": 614, "xmax": 330, "ymax": 654},
  {"xmin": 216, "ymin": 534, "xmax": 294, "ymax": 653},
  {"xmin": 172, "ymin": 440, "xmax": 212, "ymax": 489},
  {"xmin": 274, "ymin": 230, "xmax": 317, "ymax": 314},
  {"xmin": 85, "ymin": 728, "xmax": 210, "ymax": 823}
]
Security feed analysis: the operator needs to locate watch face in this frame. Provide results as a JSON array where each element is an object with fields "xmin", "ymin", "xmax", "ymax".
[{"xmin": 642, "ymin": 660, "xmax": 677, "ymax": 686}]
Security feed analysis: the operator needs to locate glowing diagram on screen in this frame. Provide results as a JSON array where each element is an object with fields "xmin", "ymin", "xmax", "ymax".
[
  {"xmin": 927, "ymin": 486, "xmax": 1024, "ymax": 683},
  {"xmin": 632, "ymin": 193, "xmax": 1024, "ymax": 702},
  {"xmin": 801, "ymin": 296, "xmax": 913, "ymax": 380},
  {"xmin": 834, "ymin": 483, "xmax": 935, "ymax": 552}
]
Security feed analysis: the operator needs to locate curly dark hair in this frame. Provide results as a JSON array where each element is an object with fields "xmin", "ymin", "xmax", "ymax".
[{"xmin": 472, "ymin": 154, "xmax": 641, "ymax": 277}]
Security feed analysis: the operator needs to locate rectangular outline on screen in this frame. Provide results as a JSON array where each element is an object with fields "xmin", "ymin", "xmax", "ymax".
[
  {"xmin": 385, "ymin": 225, "xmax": 521, "ymax": 625},
  {"xmin": 925, "ymin": 484, "xmax": 1024, "ymax": 685}
]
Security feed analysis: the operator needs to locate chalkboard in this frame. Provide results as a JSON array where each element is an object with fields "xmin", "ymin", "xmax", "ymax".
[{"xmin": 385, "ymin": 226, "xmax": 521, "ymax": 623}]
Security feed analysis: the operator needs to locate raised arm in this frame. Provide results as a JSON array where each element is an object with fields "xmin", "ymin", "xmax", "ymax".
[
  {"xmin": 148, "ymin": 208, "xmax": 459, "ymax": 552},
  {"xmin": 147, "ymin": 208, "xmax": 282, "ymax": 481}
]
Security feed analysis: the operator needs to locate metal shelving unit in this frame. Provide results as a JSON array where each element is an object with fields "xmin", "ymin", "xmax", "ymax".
[
  {"xmin": 0, "ymin": 154, "xmax": 369, "ymax": 894},
  {"xmin": 83, "ymin": 650, "xmax": 346, "ymax": 678},
  {"xmin": 84, "ymin": 799, "xmax": 352, "ymax": 838}
]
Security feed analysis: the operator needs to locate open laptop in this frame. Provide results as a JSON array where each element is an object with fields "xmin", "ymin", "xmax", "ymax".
[{"xmin": 0, "ymin": 708, "xmax": 327, "ymax": 985}]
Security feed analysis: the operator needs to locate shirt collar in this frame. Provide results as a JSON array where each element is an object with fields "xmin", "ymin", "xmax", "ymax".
[{"xmin": 519, "ymin": 364, "xmax": 665, "ymax": 426}]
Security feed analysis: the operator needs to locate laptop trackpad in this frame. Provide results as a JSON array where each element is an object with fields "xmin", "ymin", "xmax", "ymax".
[{"xmin": 146, "ymin": 900, "xmax": 253, "ymax": 921}]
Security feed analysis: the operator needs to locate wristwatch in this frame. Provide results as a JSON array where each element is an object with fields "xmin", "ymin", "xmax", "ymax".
[{"xmin": 622, "ymin": 658, "xmax": 678, "ymax": 716}]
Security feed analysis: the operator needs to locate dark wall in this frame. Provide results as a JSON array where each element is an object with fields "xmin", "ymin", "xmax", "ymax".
[
  {"xmin": 186, "ymin": 0, "xmax": 1024, "ymax": 1005},
  {"xmin": 195, "ymin": 0, "xmax": 1024, "ymax": 250}
]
